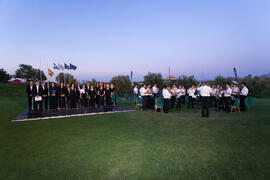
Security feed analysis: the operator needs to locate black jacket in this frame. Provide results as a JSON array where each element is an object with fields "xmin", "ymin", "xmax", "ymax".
[
  {"xmin": 26, "ymin": 85, "xmax": 34, "ymax": 97},
  {"xmin": 33, "ymin": 85, "xmax": 43, "ymax": 97}
]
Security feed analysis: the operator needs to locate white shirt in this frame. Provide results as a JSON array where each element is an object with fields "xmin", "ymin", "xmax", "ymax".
[
  {"xmin": 218, "ymin": 90, "xmax": 224, "ymax": 97},
  {"xmin": 140, "ymin": 87, "xmax": 147, "ymax": 96},
  {"xmin": 197, "ymin": 85, "xmax": 212, "ymax": 97},
  {"xmin": 152, "ymin": 86, "xmax": 159, "ymax": 94},
  {"xmin": 133, "ymin": 87, "xmax": 138, "ymax": 94},
  {"xmin": 232, "ymin": 87, "xmax": 239, "ymax": 95},
  {"xmin": 187, "ymin": 88, "xmax": 195, "ymax": 97},
  {"xmin": 162, "ymin": 89, "xmax": 172, "ymax": 99},
  {"xmin": 211, "ymin": 88, "xmax": 217, "ymax": 96},
  {"xmin": 181, "ymin": 88, "xmax": 186, "ymax": 96},
  {"xmin": 240, "ymin": 87, "xmax": 249, "ymax": 96},
  {"xmin": 224, "ymin": 88, "xmax": 232, "ymax": 97}
]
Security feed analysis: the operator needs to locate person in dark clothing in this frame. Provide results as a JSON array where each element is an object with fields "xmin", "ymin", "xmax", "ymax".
[
  {"xmin": 69, "ymin": 84, "xmax": 77, "ymax": 109},
  {"xmin": 88, "ymin": 85, "xmax": 96, "ymax": 109},
  {"xmin": 59, "ymin": 82, "xmax": 67, "ymax": 109},
  {"xmin": 49, "ymin": 82, "xmax": 58, "ymax": 110},
  {"xmin": 105, "ymin": 84, "xmax": 112, "ymax": 111},
  {"xmin": 41, "ymin": 82, "xmax": 48, "ymax": 110},
  {"xmin": 80, "ymin": 84, "xmax": 88, "ymax": 108},
  {"xmin": 33, "ymin": 81, "xmax": 43, "ymax": 112},
  {"xmin": 97, "ymin": 85, "xmax": 105, "ymax": 108},
  {"xmin": 95, "ymin": 83, "xmax": 100, "ymax": 107},
  {"xmin": 66, "ymin": 84, "xmax": 70, "ymax": 109},
  {"xmin": 110, "ymin": 84, "xmax": 116, "ymax": 106},
  {"xmin": 76, "ymin": 82, "xmax": 81, "ymax": 108},
  {"xmin": 26, "ymin": 80, "xmax": 34, "ymax": 112}
]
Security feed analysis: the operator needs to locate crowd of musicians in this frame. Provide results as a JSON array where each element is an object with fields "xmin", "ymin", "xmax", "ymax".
[
  {"xmin": 26, "ymin": 80, "xmax": 116, "ymax": 113},
  {"xmin": 134, "ymin": 82, "xmax": 249, "ymax": 117}
]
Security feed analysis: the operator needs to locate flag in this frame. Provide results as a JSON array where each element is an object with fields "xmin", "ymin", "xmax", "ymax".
[
  {"xmin": 53, "ymin": 63, "xmax": 59, "ymax": 70},
  {"xmin": 70, "ymin": 63, "xmax": 77, "ymax": 70},
  {"xmin": 48, "ymin": 69, "xmax": 54, "ymax": 77},
  {"xmin": 64, "ymin": 63, "xmax": 70, "ymax": 70},
  {"xmin": 58, "ymin": 63, "xmax": 64, "ymax": 71}
]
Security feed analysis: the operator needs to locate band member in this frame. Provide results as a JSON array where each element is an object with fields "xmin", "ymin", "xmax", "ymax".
[
  {"xmin": 162, "ymin": 85, "xmax": 172, "ymax": 113},
  {"xmin": 182, "ymin": 86, "xmax": 186, "ymax": 104},
  {"xmin": 49, "ymin": 82, "xmax": 58, "ymax": 110},
  {"xmin": 95, "ymin": 83, "xmax": 100, "ymax": 107},
  {"xmin": 232, "ymin": 83, "xmax": 240, "ymax": 98},
  {"xmin": 76, "ymin": 82, "xmax": 81, "ymax": 108},
  {"xmin": 80, "ymin": 84, "xmax": 88, "ymax": 108},
  {"xmin": 41, "ymin": 81, "xmax": 48, "ymax": 110},
  {"xmin": 26, "ymin": 80, "xmax": 34, "ymax": 111},
  {"xmin": 176, "ymin": 85, "xmax": 183, "ymax": 110},
  {"xmin": 133, "ymin": 84, "xmax": 138, "ymax": 96},
  {"xmin": 187, "ymin": 85, "xmax": 196, "ymax": 108},
  {"xmin": 197, "ymin": 82, "xmax": 212, "ymax": 117},
  {"xmin": 140, "ymin": 84, "xmax": 147, "ymax": 110},
  {"xmin": 97, "ymin": 85, "xmax": 105, "ymax": 108},
  {"xmin": 152, "ymin": 84, "xmax": 159, "ymax": 98},
  {"xmin": 69, "ymin": 83, "xmax": 77, "ymax": 109},
  {"xmin": 240, "ymin": 83, "xmax": 249, "ymax": 112},
  {"xmin": 59, "ymin": 82, "xmax": 67, "ymax": 109},
  {"xmin": 217, "ymin": 86, "xmax": 224, "ymax": 111},
  {"xmin": 170, "ymin": 84, "xmax": 177, "ymax": 108},
  {"xmin": 33, "ymin": 81, "xmax": 43, "ymax": 112},
  {"xmin": 105, "ymin": 84, "xmax": 113, "ymax": 111},
  {"xmin": 88, "ymin": 85, "xmax": 96, "ymax": 108},
  {"xmin": 210, "ymin": 85, "xmax": 216, "ymax": 107},
  {"xmin": 110, "ymin": 84, "xmax": 116, "ymax": 106},
  {"xmin": 224, "ymin": 83, "xmax": 232, "ymax": 113},
  {"xmin": 66, "ymin": 84, "xmax": 70, "ymax": 109}
]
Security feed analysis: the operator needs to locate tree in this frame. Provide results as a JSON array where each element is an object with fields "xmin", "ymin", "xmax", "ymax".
[
  {"xmin": 110, "ymin": 75, "xmax": 132, "ymax": 96},
  {"xmin": 0, "ymin": 68, "xmax": 11, "ymax": 82},
  {"xmin": 55, "ymin": 72, "xmax": 77, "ymax": 84},
  {"xmin": 14, "ymin": 64, "xmax": 47, "ymax": 81},
  {"xmin": 176, "ymin": 75, "xmax": 198, "ymax": 88},
  {"xmin": 213, "ymin": 75, "xmax": 232, "ymax": 87},
  {"xmin": 241, "ymin": 74, "xmax": 266, "ymax": 96},
  {"xmin": 144, "ymin": 72, "xmax": 163, "ymax": 89}
]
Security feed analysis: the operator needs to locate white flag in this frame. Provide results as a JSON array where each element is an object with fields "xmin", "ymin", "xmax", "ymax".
[{"xmin": 58, "ymin": 63, "xmax": 64, "ymax": 71}]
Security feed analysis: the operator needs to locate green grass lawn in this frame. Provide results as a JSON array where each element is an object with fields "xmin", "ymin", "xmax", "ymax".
[{"xmin": 0, "ymin": 86, "xmax": 270, "ymax": 179}]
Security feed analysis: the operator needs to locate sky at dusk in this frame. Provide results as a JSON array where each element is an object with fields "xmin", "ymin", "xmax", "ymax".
[{"xmin": 0, "ymin": 0, "xmax": 270, "ymax": 82}]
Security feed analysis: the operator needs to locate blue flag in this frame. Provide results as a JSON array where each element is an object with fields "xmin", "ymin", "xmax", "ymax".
[
  {"xmin": 64, "ymin": 63, "xmax": 70, "ymax": 70},
  {"xmin": 53, "ymin": 63, "xmax": 59, "ymax": 70},
  {"xmin": 70, "ymin": 63, "xmax": 77, "ymax": 70},
  {"xmin": 130, "ymin": 71, "xmax": 133, "ymax": 81}
]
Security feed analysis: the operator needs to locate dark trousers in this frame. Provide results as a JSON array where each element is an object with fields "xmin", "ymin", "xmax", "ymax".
[
  {"xmin": 34, "ymin": 100, "xmax": 43, "ymax": 112},
  {"xmin": 218, "ymin": 97, "xmax": 224, "ymax": 111},
  {"xmin": 188, "ymin": 96, "xmax": 194, "ymax": 108},
  {"xmin": 142, "ymin": 96, "xmax": 147, "ymax": 110},
  {"xmin": 27, "ymin": 96, "xmax": 33, "ymax": 111},
  {"xmin": 176, "ymin": 97, "xmax": 182, "ymax": 110},
  {"xmin": 42, "ymin": 96, "xmax": 48, "ymax": 110},
  {"xmin": 240, "ymin": 95, "xmax": 246, "ymax": 111},
  {"xmin": 163, "ymin": 99, "xmax": 170, "ymax": 113},
  {"xmin": 171, "ymin": 96, "xmax": 176, "ymax": 108},
  {"xmin": 224, "ymin": 97, "xmax": 231, "ymax": 113},
  {"xmin": 201, "ymin": 97, "xmax": 210, "ymax": 117}
]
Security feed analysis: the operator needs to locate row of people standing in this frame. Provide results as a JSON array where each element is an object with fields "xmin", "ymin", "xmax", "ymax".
[{"xmin": 26, "ymin": 80, "xmax": 116, "ymax": 112}]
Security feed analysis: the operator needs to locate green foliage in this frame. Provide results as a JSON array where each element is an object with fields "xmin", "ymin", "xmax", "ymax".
[
  {"xmin": 14, "ymin": 64, "xmax": 47, "ymax": 81},
  {"xmin": 144, "ymin": 72, "xmax": 163, "ymax": 89},
  {"xmin": 176, "ymin": 75, "xmax": 198, "ymax": 88},
  {"xmin": 55, "ymin": 72, "xmax": 77, "ymax": 84},
  {"xmin": 213, "ymin": 75, "xmax": 232, "ymax": 87},
  {"xmin": 0, "ymin": 68, "xmax": 11, "ymax": 82},
  {"xmin": 110, "ymin": 75, "xmax": 132, "ymax": 96},
  {"xmin": 242, "ymin": 74, "xmax": 267, "ymax": 96}
]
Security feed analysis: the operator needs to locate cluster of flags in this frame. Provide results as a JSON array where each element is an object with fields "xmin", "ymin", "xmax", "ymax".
[{"xmin": 48, "ymin": 63, "xmax": 77, "ymax": 77}]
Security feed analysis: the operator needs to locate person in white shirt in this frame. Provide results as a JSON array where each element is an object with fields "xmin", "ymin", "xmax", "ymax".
[
  {"xmin": 210, "ymin": 85, "xmax": 216, "ymax": 107},
  {"xmin": 232, "ymin": 84, "xmax": 240, "ymax": 97},
  {"xmin": 217, "ymin": 86, "xmax": 224, "ymax": 111},
  {"xmin": 187, "ymin": 85, "xmax": 196, "ymax": 108},
  {"xmin": 170, "ymin": 84, "xmax": 177, "ymax": 109},
  {"xmin": 140, "ymin": 84, "xmax": 148, "ymax": 110},
  {"xmin": 224, "ymin": 83, "xmax": 232, "ymax": 113},
  {"xmin": 133, "ymin": 85, "xmax": 138, "ymax": 96},
  {"xmin": 176, "ymin": 85, "xmax": 183, "ymax": 110},
  {"xmin": 162, "ymin": 85, "xmax": 172, "ymax": 113},
  {"xmin": 197, "ymin": 83, "xmax": 213, "ymax": 117},
  {"xmin": 240, "ymin": 83, "xmax": 249, "ymax": 112},
  {"xmin": 181, "ymin": 86, "xmax": 186, "ymax": 104},
  {"xmin": 152, "ymin": 84, "xmax": 159, "ymax": 98}
]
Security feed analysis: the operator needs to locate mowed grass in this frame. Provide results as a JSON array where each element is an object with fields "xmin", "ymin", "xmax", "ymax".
[{"xmin": 0, "ymin": 93, "xmax": 270, "ymax": 179}]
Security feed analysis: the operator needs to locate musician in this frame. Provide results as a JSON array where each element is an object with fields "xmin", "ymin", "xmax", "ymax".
[
  {"xmin": 41, "ymin": 81, "xmax": 48, "ymax": 110},
  {"xmin": 224, "ymin": 83, "xmax": 232, "ymax": 113},
  {"xmin": 187, "ymin": 85, "xmax": 196, "ymax": 108},
  {"xmin": 49, "ymin": 82, "xmax": 58, "ymax": 110},
  {"xmin": 197, "ymin": 82, "xmax": 212, "ymax": 117},
  {"xmin": 232, "ymin": 83, "xmax": 240, "ymax": 105},
  {"xmin": 69, "ymin": 83, "xmax": 77, "ymax": 109},
  {"xmin": 217, "ymin": 86, "xmax": 224, "ymax": 111},
  {"xmin": 76, "ymin": 82, "xmax": 81, "ymax": 108},
  {"xmin": 182, "ymin": 86, "xmax": 186, "ymax": 104},
  {"xmin": 59, "ymin": 82, "xmax": 67, "ymax": 109},
  {"xmin": 176, "ymin": 85, "xmax": 183, "ymax": 110},
  {"xmin": 162, "ymin": 85, "xmax": 172, "ymax": 113},
  {"xmin": 240, "ymin": 83, "xmax": 249, "ymax": 112},
  {"xmin": 210, "ymin": 85, "xmax": 216, "ymax": 107},
  {"xmin": 152, "ymin": 84, "xmax": 159, "ymax": 98},
  {"xmin": 140, "ymin": 84, "xmax": 147, "ymax": 110},
  {"xmin": 97, "ymin": 85, "xmax": 105, "ymax": 108},
  {"xmin": 26, "ymin": 80, "xmax": 34, "ymax": 111},
  {"xmin": 133, "ymin": 84, "xmax": 138, "ymax": 96},
  {"xmin": 80, "ymin": 84, "xmax": 88, "ymax": 108},
  {"xmin": 105, "ymin": 84, "xmax": 113, "ymax": 111},
  {"xmin": 110, "ymin": 84, "xmax": 116, "ymax": 106},
  {"xmin": 33, "ymin": 81, "xmax": 43, "ymax": 112},
  {"xmin": 170, "ymin": 84, "xmax": 177, "ymax": 108}
]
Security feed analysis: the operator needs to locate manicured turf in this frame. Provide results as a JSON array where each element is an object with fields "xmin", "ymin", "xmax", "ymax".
[{"xmin": 0, "ymin": 94, "xmax": 270, "ymax": 179}]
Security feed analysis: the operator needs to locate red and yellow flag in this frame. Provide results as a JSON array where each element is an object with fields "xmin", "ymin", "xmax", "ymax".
[{"xmin": 48, "ymin": 69, "xmax": 54, "ymax": 77}]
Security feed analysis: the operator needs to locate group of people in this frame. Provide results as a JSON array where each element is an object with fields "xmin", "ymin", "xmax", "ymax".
[
  {"xmin": 134, "ymin": 82, "xmax": 249, "ymax": 117},
  {"xmin": 26, "ymin": 80, "xmax": 116, "ymax": 113}
]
